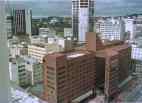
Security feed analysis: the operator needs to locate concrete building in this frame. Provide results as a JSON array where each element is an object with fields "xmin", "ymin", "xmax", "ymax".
[
  {"xmin": 39, "ymin": 28, "xmax": 56, "ymax": 36},
  {"xmin": 12, "ymin": 9, "xmax": 32, "ymax": 36},
  {"xmin": 132, "ymin": 45, "xmax": 142, "ymax": 61},
  {"xmin": 9, "ymin": 62, "xmax": 19, "ymax": 84},
  {"xmin": 25, "ymin": 57, "xmax": 43, "ymax": 85},
  {"xmin": 10, "ymin": 56, "xmax": 43, "ymax": 87},
  {"xmin": 28, "ymin": 39, "xmax": 72, "ymax": 63},
  {"xmin": 28, "ymin": 44, "xmax": 48, "ymax": 63},
  {"xmin": 30, "ymin": 36, "xmax": 41, "ymax": 44},
  {"xmin": 124, "ymin": 18, "xmax": 135, "ymax": 40},
  {"xmin": 0, "ymin": 1, "xmax": 11, "ymax": 102},
  {"xmin": 86, "ymin": 32, "xmax": 131, "ymax": 99},
  {"xmin": 11, "ymin": 86, "xmax": 47, "ymax": 103},
  {"xmin": 39, "ymin": 28, "xmax": 47, "ymax": 36},
  {"xmin": 124, "ymin": 16, "xmax": 142, "ymax": 40},
  {"xmin": 9, "ymin": 43, "xmax": 28, "ymax": 58},
  {"xmin": 9, "ymin": 57, "xmax": 29, "ymax": 87},
  {"xmin": 95, "ymin": 43, "xmax": 131, "ymax": 99},
  {"xmin": 131, "ymin": 41, "xmax": 142, "ymax": 74},
  {"xmin": 72, "ymin": 0, "xmax": 94, "ymax": 41},
  {"xmin": 64, "ymin": 28, "xmax": 73, "ymax": 37},
  {"xmin": 6, "ymin": 15, "xmax": 13, "ymax": 38},
  {"xmin": 43, "ymin": 32, "xmax": 131, "ymax": 103},
  {"xmin": 134, "ymin": 16, "xmax": 142, "ymax": 39},
  {"xmin": 28, "ymin": 43, "xmax": 63, "ymax": 63},
  {"xmin": 43, "ymin": 51, "xmax": 96, "ymax": 103},
  {"xmin": 96, "ymin": 19, "xmax": 125, "ymax": 41}
]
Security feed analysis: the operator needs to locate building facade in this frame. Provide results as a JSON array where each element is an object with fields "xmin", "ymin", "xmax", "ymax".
[
  {"xmin": 64, "ymin": 28, "xmax": 73, "ymax": 37},
  {"xmin": 28, "ymin": 40, "xmax": 72, "ymax": 63},
  {"xmin": 87, "ymin": 32, "xmax": 131, "ymax": 99},
  {"xmin": 28, "ymin": 44, "xmax": 62, "ymax": 63},
  {"xmin": 43, "ymin": 32, "xmax": 131, "ymax": 103},
  {"xmin": 124, "ymin": 16, "xmax": 142, "ymax": 40},
  {"xmin": 43, "ymin": 51, "xmax": 96, "ymax": 103},
  {"xmin": 96, "ymin": 19, "xmax": 125, "ymax": 41},
  {"xmin": 9, "ymin": 57, "xmax": 29, "ymax": 87},
  {"xmin": 134, "ymin": 16, "xmax": 142, "ymax": 39},
  {"xmin": 131, "ymin": 45, "xmax": 142, "ymax": 61},
  {"xmin": 9, "ymin": 43, "xmax": 27, "ymax": 58},
  {"xmin": 25, "ymin": 57, "xmax": 43, "ymax": 85},
  {"xmin": 124, "ymin": 18, "xmax": 135, "ymax": 40},
  {"xmin": 39, "ymin": 28, "xmax": 56, "ymax": 36},
  {"xmin": 6, "ymin": 15, "xmax": 13, "ymax": 38},
  {"xmin": 12, "ymin": 9, "xmax": 32, "ymax": 36},
  {"xmin": 72, "ymin": 0, "xmax": 94, "ymax": 41}
]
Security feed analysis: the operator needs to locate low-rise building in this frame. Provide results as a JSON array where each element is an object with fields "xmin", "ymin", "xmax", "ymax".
[
  {"xmin": 39, "ymin": 28, "xmax": 56, "ymax": 36},
  {"xmin": 30, "ymin": 36, "xmax": 41, "ymax": 44},
  {"xmin": 9, "ymin": 43, "xmax": 28, "ymax": 58},
  {"xmin": 28, "ymin": 39, "xmax": 73, "ymax": 63},
  {"xmin": 64, "ymin": 28, "xmax": 73, "ymax": 37},
  {"xmin": 28, "ymin": 43, "xmax": 63, "ymax": 63}
]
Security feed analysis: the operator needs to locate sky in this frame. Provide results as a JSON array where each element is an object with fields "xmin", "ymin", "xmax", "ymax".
[{"xmin": 8, "ymin": 0, "xmax": 142, "ymax": 17}]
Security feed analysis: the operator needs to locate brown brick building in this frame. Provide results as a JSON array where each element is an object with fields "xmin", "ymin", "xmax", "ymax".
[
  {"xmin": 43, "ymin": 51, "xmax": 96, "ymax": 103},
  {"xmin": 87, "ymin": 32, "xmax": 132, "ymax": 99},
  {"xmin": 43, "ymin": 32, "xmax": 131, "ymax": 103}
]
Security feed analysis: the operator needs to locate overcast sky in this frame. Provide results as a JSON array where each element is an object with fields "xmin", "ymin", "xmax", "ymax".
[{"xmin": 8, "ymin": 0, "xmax": 142, "ymax": 16}]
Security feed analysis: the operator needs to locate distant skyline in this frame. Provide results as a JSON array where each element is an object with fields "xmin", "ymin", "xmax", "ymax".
[{"xmin": 8, "ymin": 0, "xmax": 142, "ymax": 17}]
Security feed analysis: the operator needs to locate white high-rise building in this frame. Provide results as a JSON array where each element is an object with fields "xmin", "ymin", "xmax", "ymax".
[
  {"xmin": 97, "ymin": 19, "xmax": 125, "ymax": 41},
  {"xmin": 72, "ymin": 0, "xmax": 94, "ymax": 42},
  {"xmin": 0, "ymin": 1, "xmax": 10, "ymax": 103}
]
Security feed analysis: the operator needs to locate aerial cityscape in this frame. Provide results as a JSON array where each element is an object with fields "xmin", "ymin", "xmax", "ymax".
[{"xmin": 1, "ymin": 0, "xmax": 142, "ymax": 103}]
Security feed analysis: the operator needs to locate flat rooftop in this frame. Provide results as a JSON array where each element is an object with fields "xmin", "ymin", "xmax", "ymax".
[{"xmin": 11, "ymin": 83, "xmax": 47, "ymax": 103}]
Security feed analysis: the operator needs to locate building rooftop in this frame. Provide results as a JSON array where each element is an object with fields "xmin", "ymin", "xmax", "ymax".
[
  {"xmin": 11, "ymin": 83, "xmax": 47, "ymax": 103},
  {"xmin": 67, "ymin": 53, "xmax": 85, "ymax": 58},
  {"xmin": 96, "ymin": 49, "xmax": 118, "ymax": 57}
]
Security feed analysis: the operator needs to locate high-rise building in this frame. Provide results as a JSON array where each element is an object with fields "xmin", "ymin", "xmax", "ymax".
[
  {"xmin": 12, "ymin": 9, "xmax": 32, "ymax": 37},
  {"xmin": 0, "ymin": 1, "xmax": 10, "ymax": 103},
  {"xmin": 72, "ymin": 0, "xmax": 94, "ymax": 42}
]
